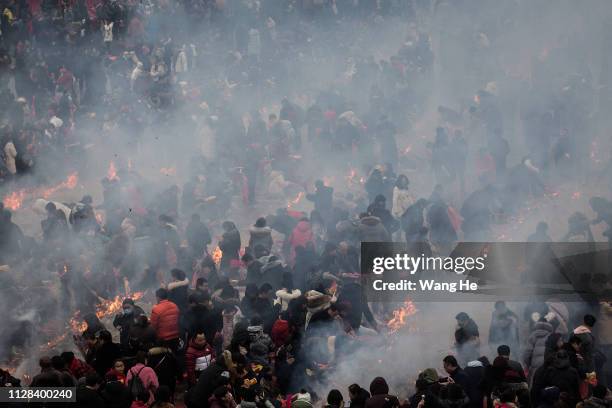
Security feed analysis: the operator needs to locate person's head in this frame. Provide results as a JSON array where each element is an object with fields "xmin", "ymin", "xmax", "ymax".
[
  {"xmin": 315, "ymin": 180, "xmax": 324, "ymax": 190},
  {"xmin": 171, "ymin": 268, "xmax": 186, "ymax": 281},
  {"xmin": 156, "ymin": 287, "xmax": 168, "ymax": 301},
  {"xmin": 348, "ymin": 384, "xmax": 362, "ymax": 400},
  {"xmin": 60, "ymin": 351, "xmax": 75, "ymax": 365},
  {"xmin": 494, "ymin": 301, "xmax": 507, "ymax": 312},
  {"xmin": 259, "ymin": 283, "xmax": 274, "ymax": 298},
  {"xmin": 584, "ymin": 314, "xmax": 597, "ymax": 328},
  {"xmin": 45, "ymin": 202, "xmax": 56, "ymax": 215},
  {"xmin": 327, "ymin": 389, "xmax": 343, "ymax": 407},
  {"xmin": 113, "ymin": 359, "xmax": 125, "ymax": 374},
  {"xmin": 196, "ymin": 277, "xmax": 208, "ymax": 292},
  {"xmin": 255, "ymin": 217, "xmax": 266, "ymax": 228},
  {"xmin": 39, "ymin": 356, "xmax": 52, "ymax": 370},
  {"xmin": 569, "ymin": 335, "xmax": 582, "ymax": 351},
  {"xmin": 85, "ymin": 372, "xmax": 101, "ymax": 389},
  {"xmin": 396, "ymin": 174, "xmax": 409, "ymax": 189},
  {"xmin": 122, "ymin": 298, "xmax": 135, "ymax": 315},
  {"xmin": 135, "ymin": 350, "xmax": 147, "ymax": 365},
  {"xmin": 373, "ymin": 194, "xmax": 386, "ymax": 208},
  {"xmin": 241, "ymin": 253, "xmax": 254, "ymax": 265},
  {"xmin": 51, "ymin": 355, "xmax": 65, "ymax": 371},
  {"xmin": 497, "ymin": 345, "xmax": 511, "ymax": 358},
  {"xmin": 592, "ymin": 384, "xmax": 608, "ymax": 399},
  {"xmin": 443, "ymin": 355, "xmax": 459, "ymax": 374},
  {"xmin": 222, "ymin": 221, "xmax": 235, "ymax": 232},
  {"xmin": 98, "ymin": 330, "xmax": 112, "ymax": 344},
  {"xmin": 245, "ymin": 283, "xmax": 258, "ymax": 300},
  {"xmin": 193, "ymin": 332, "xmax": 208, "ymax": 346},
  {"xmin": 455, "ymin": 312, "xmax": 470, "ymax": 326}
]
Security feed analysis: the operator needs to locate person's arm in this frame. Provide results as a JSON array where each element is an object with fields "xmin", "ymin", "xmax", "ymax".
[{"xmin": 150, "ymin": 307, "xmax": 159, "ymax": 332}]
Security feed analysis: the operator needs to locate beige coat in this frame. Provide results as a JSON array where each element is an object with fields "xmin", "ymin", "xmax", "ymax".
[{"xmin": 4, "ymin": 141, "xmax": 17, "ymax": 174}]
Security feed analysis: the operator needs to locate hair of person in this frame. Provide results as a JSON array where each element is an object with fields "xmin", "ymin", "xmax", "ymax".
[
  {"xmin": 259, "ymin": 283, "xmax": 273, "ymax": 294},
  {"xmin": 196, "ymin": 277, "xmax": 207, "ymax": 285},
  {"xmin": 135, "ymin": 350, "xmax": 147, "ymax": 365},
  {"xmin": 584, "ymin": 314, "xmax": 597, "ymax": 327},
  {"xmin": 51, "ymin": 355, "xmax": 65, "ymax": 370},
  {"xmin": 214, "ymin": 386, "xmax": 228, "ymax": 399},
  {"xmin": 568, "ymin": 335, "xmax": 582, "ymax": 345},
  {"xmin": 497, "ymin": 345, "xmax": 510, "ymax": 356},
  {"xmin": 156, "ymin": 287, "xmax": 168, "ymax": 299},
  {"xmin": 443, "ymin": 355, "xmax": 458, "ymax": 367},
  {"xmin": 255, "ymin": 217, "xmax": 266, "ymax": 227},
  {"xmin": 98, "ymin": 330, "xmax": 112, "ymax": 342},
  {"xmin": 39, "ymin": 357, "xmax": 52, "ymax": 369},
  {"xmin": 348, "ymin": 384, "xmax": 362, "ymax": 395},
  {"xmin": 171, "ymin": 268, "xmax": 186, "ymax": 280},
  {"xmin": 60, "ymin": 351, "xmax": 75, "ymax": 363},
  {"xmin": 85, "ymin": 372, "xmax": 101, "ymax": 387},
  {"xmin": 327, "ymin": 389, "xmax": 344, "ymax": 406}
]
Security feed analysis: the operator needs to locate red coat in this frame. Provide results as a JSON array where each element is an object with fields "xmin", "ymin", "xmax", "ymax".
[
  {"xmin": 150, "ymin": 300, "xmax": 180, "ymax": 341},
  {"xmin": 289, "ymin": 221, "xmax": 314, "ymax": 264},
  {"xmin": 185, "ymin": 339, "xmax": 215, "ymax": 385},
  {"xmin": 271, "ymin": 319, "xmax": 290, "ymax": 348}
]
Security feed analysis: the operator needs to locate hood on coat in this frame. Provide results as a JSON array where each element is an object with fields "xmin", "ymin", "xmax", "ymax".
[
  {"xmin": 573, "ymin": 325, "xmax": 592, "ymax": 335},
  {"xmin": 369, "ymin": 376, "xmax": 389, "ymax": 396},
  {"xmin": 250, "ymin": 226, "xmax": 272, "ymax": 235},
  {"xmin": 533, "ymin": 321, "xmax": 554, "ymax": 336}
]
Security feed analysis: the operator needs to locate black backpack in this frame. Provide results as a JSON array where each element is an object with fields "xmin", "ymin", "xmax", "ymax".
[{"xmin": 128, "ymin": 366, "xmax": 147, "ymax": 398}]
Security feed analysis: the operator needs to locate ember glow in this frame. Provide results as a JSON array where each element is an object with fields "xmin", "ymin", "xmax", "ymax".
[
  {"xmin": 2, "ymin": 172, "xmax": 79, "ymax": 210},
  {"xmin": 212, "ymin": 246, "xmax": 223, "ymax": 267},
  {"xmin": 95, "ymin": 291, "xmax": 144, "ymax": 320},
  {"xmin": 287, "ymin": 191, "xmax": 304, "ymax": 209},
  {"xmin": 387, "ymin": 299, "xmax": 418, "ymax": 333},
  {"xmin": 107, "ymin": 161, "xmax": 119, "ymax": 181},
  {"xmin": 3, "ymin": 189, "xmax": 27, "ymax": 211}
]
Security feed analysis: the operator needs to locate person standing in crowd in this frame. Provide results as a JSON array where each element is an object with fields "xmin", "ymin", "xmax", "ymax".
[{"xmin": 150, "ymin": 288, "xmax": 180, "ymax": 351}]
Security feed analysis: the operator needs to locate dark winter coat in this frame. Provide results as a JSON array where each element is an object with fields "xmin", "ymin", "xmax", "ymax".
[
  {"xmin": 366, "ymin": 377, "xmax": 399, "ymax": 408},
  {"xmin": 523, "ymin": 321, "xmax": 554, "ymax": 377},
  {"xmin": 248, "ymin": 226, "xmax": 273, "ymax": 254},
  {"xmin": 358, "ymin": 216, "xmax": 389, "ymax": 242}
]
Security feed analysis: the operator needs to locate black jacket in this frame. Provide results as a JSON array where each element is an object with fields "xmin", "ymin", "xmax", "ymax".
[
  {"xmin": 75, "ymin": 385, "xmax": 105, "ymax": 408},
  {"xmin": 100, "ymin": 380, "xmax": 132, "ymax": 408},
  {"xmin": 188, "ymin": 360, "xmax": 228, "ymax": 408}
]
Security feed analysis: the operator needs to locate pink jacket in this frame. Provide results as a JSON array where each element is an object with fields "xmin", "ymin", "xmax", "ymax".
[
  {"xmin": 126, "ymin": 363, "xmax": 159, "ymax": 404},
  {"xmin": 289, "ymin": 221, "xmax": 314, "ymax": 264}
]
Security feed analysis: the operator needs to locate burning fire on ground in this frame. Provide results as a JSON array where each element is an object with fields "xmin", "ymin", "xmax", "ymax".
[
  {"xmin": 212, "ymin": 246, "xmax": 223, "ymax": 267},
  {"xmin": 2, "ymin": 171, "xmax": 79, "ymax": 210},
  {"xmin": 387, "ymin": 299, "xmax": 418, "ymax": 333},
  {"xmin": 287, "ymin": 191, "xmax": 304, "ymax": 209},
  {"xmin": 107, "ymin": 161, "xmax": 119, "ymax": 181}
]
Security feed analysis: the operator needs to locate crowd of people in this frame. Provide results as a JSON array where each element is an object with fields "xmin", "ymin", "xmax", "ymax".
[{"xmin": 1, "ymin": 0, "xmax": 612, "ymax": 407}]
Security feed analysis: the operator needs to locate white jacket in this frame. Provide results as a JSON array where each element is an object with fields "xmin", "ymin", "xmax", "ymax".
[
  {"xmin": 392, "ymin": 187, "xmax": 413, "ymax": 218},
  {"xmin": 4, "ymin": 141, "xmax": 17, "ymax": 174},
  {"xmin": 274, "ymin": 288, "xmax": 302, "ymax": 312}
]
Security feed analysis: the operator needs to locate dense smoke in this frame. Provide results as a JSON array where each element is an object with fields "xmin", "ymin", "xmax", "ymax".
[{"xmin": 0, "ymin": 0, "xmax": 611, "ymax": 399}]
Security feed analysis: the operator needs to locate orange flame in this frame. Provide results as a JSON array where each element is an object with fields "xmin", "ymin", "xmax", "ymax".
[
  {"xmin": 95, "ymin": 292, "xmax": 144, "ymax": 320},
  {"xmin": 2, "ymin": 172, "xmax": 78, "ymax": 210},
  {"xmin": 287, "ymin": 191, "xmax": 304, "ymax": 209},
  {"xmin": 107, "ymin": 161, "xmax": 119, "ymax": 181},
  {"xmin": 212, "ymin": 246, "xmax": 223, "ymax": 266},
  {"xmin": 3, "ymin": 190, "xmax": 27, "ymax": 211},
  {"xmin": 387, "ymin": 299, "xmax": 418, "ymax": 333}
]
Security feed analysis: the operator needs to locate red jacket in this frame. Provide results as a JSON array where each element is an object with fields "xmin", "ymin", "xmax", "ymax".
[
  {"xmin": 289, "ymin": 221, "xmax": 314, "ymax": 263},
  {"xmin": 67, "ymin": 357, "xmax": 95, "ymax": 380},
  {"xmin": 271, "ymin": 319, "xmax": 290, "ymax": 348},
  {"xmin": 150, "ymin": 300, "xmax": 180, "ymax": 341},
  {"xmin": 185, "ymin": 339, "xmax": 215, "ymax": 385}
]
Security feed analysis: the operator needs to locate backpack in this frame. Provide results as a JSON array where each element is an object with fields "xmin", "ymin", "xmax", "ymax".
[{"xmin": 128, "ymin": 366, "xmax": 147, "ymax": 398}]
